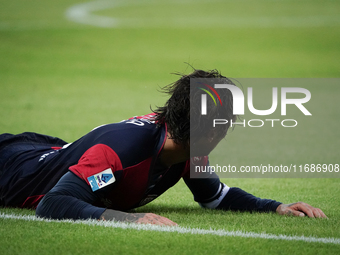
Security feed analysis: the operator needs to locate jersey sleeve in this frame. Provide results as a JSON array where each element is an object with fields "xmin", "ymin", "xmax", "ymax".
[
  {"xmin": 36, "ymin": 171, "xmax": 105, "ymax": 220},
  {"xmin": 69, "ymin": 144, "xmax": 123, "ymax": 192}
]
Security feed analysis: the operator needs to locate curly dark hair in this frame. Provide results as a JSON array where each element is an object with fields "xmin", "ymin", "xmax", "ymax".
[{"xmin": 153, "ymin": 69, "xmax": 236, "ymax": 145}]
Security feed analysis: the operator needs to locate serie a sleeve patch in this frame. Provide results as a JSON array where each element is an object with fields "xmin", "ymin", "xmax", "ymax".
[
  {"xmin": 87, "ymin": 168, "xmax": 116, "ymax": 192},
  {"xmin": 69, "ymin": 143, "xmax": 123, "ymax": 188}
]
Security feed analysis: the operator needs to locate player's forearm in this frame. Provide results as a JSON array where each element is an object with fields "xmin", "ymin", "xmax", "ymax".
[
  {"xmin": 185, "ymin": 176, "xmax": 281, "ymax": 212},
  {"xmin": 36, "ymin": 191, "xmax": 105, "ymax": 220},
  {"xmin": 216, "ymin": 187, "xmax": 282, "ymax": 212},
  {"xmin": 36, "ymin": 171, "xmax": 105, "ymax": 220}
]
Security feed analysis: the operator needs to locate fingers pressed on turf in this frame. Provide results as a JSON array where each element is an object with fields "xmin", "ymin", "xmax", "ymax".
[
  {"xmin": 290, "ymin": 209, "xmax": 305, "ymax": 217},
  {"xmin": 312, "ymin": 208, "xmax": 321, "ymax": 218},
  {"xmin": 296, "ymin": 203, "xmax": 314, "ymax": 218},
  {"xmin": 317, "ymin": 208, "xmax": 328, "ymax": 218}
]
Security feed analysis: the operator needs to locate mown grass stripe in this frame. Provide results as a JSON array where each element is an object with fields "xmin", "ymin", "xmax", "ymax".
[{"xmin": 1, "ymin": 213, "xmax": 339, "ymax": 245}]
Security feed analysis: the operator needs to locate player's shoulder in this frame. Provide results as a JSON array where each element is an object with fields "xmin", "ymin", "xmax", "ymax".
[
  {"xmin": 92, "ymin": 113, "xmax": 158, "ymax": 131},
  {"xmin": 123, "ymin": 113, "xmax": 158, "ymax": 130},
  {"xmin": 88, "ymin": 113, "xmax": 165, "ymax": 155},
  {"xmin": 90, "ymin": 114, "xmax": 159, "ymax": 136}
]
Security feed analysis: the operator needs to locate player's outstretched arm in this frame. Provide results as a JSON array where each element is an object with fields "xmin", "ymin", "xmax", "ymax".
[
  {"xmin": 185, "ymin": 176, "xmax": 281, "ymax": 213},
  {"xmin": 100, "ymin": 209, "xmax": 177, "ymax": 226},
  {"xmin": 184, "ymin": 176, "xmax": 328, "ymax": 218},
  {"xmin": 276, "ymin": 202, "xmax": 327, "ymax": 218},
  {"xmin": 36, "ymin": 172, "xmax": 177, "ymax": 226}
]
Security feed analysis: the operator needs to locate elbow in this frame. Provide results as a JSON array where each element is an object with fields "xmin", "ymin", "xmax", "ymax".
[
  {"xmin": 35, "ymin": 193, "xmax": 49, "ymax": 218},
  {"xmin": 35, "ymin": 192, "xmax": 58, "ymax": 219}
]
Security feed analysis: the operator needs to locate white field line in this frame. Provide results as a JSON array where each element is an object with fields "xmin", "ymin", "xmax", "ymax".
[
  {"xmin": 65, "ymin": 0, "xmax": 340, "ymax": 28},
  {"xmin": 1, "ymin": 212, "xmax": 339, "ymax": 245},
  {"xmin": 65, "ymin": 0, "xmax": 121, "ymax": 27},
  {"xmin": 1, "ymin": 0, "xmax": 339, "ymax": 30}
]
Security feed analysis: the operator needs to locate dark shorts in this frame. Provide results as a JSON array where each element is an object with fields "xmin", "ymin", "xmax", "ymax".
[
  {"xmin": 0, "ymin": 132, "xmax": 67, "ymax": 176},
  {"xmin": 0, "ymin": 132, "xmax": 68, "ymax": 207}
]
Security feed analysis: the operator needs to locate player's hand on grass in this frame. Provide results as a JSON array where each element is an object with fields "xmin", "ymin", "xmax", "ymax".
[
  {"xmin": 132, "ymin": 213, "xmax": 178, "ymax": 226},
  {"xmin": 100, "ymin": 209, "xmax": 177, "ymax": 226},
  {"xmin": 276, "ymin": 202, "xmax": 327, "ymax": 218}
]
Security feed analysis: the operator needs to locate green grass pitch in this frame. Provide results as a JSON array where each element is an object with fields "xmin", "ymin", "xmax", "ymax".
[{"xmin": 0, "ymin": 0, "xmax": 340, "ymax": 254}]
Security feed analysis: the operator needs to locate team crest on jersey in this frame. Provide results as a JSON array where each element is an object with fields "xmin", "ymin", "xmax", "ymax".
[
  {"xmin": 87, "ymin": 168, "xmax": 115, "ymax": 192},
  {"xmin": 191, "ymin": 156, "xmax": 203, "ymax": 165}
]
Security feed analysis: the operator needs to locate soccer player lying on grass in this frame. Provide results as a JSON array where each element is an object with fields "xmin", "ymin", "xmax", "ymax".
[{"xmin": 0, "ymin": 69, "xmax": 327, "ymax": 226}]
